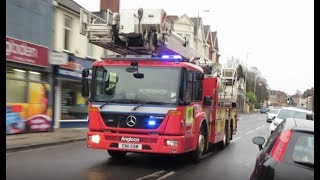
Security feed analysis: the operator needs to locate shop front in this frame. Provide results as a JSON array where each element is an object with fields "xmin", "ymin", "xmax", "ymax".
[
  {"xmin": 6, "ymin": 36, "xmax": 53, "ymax": 135},
  {"xmin": 54, "ymin": 54, "xmax": 93, "ymax": 128}
]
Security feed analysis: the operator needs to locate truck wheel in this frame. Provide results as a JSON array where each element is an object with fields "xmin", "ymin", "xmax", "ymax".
[
  {"xmin": 219, "ymin": 121, "xmax": 230, "ymax": 150},
  {"xmin": 107, "ymin": 150, "xmax": 127, "ymax": 159},
  {"xmin": 192, "ymin": 125, "xmax": 207, "ymax": 163}
]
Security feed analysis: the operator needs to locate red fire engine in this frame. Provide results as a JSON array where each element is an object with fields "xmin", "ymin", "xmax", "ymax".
[{"xmin": 80, "ymin": 8, "xmax": 238, "ymax": 162}]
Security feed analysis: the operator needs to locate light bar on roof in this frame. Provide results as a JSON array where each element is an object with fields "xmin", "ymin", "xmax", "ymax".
[{"xmin": 161, "ymin": 55, "xmax": 182, "ymax": 60}]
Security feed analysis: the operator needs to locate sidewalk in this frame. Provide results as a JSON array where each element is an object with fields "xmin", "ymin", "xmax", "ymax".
[{"xmin": 6, "ymin": 128, "xmax": 87, "ymax": 152}]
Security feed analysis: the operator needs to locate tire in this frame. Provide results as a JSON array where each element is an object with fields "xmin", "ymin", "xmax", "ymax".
[
  {"xmin": 192, "ymin": 125, "xmax": 207, "ymax": 163},
  {"xmin": 107, "ymin": 150, "xmax": 127, "ymax": 159},
  {"xmin": 219, "ymin": 121, "xmax": 230, "ymax": 150}
]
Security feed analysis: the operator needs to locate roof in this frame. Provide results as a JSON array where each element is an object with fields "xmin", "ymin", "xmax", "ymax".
[
  {"xmin": 281, "ymin": 107, "xmax": 313, "ymax": 114},
  {"xmin": 285, "ymin": 118, "xmax": 314, "ymax": 133},
  {"xmin": 166, "ymin": 15, "xmax": 179, "ymax": 24},
  {"xmin": 211, "ymin": 31, "xmax": 217, "ymax": 41},
  {"xmin": 203, "ymin": 25, "xmax": 210, "ymax": 37},
  {"xmin": 190, "ymin": 17, "xmax": 202, "ymax": 35},
  {"xmin": 55, "ymin": 0, "xmax": 83, "ymax": 14}
]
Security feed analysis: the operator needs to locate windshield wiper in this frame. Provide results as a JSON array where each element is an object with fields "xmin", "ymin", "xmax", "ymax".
[
  {"xmin": 132, "ymin": 102, "xmax": 171, "ymax": 111},
  {"xmin": 294, "ymin": 161, "xmax": 314, "ymax": 168},
  {"xmin": 99, "ymin": 99, "xmax": 141, "ymax": 109}
]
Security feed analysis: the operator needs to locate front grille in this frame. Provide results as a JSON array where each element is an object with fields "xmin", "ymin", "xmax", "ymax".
[{"xmin": 100, "ymin": 112, "xmax": 165, "ymax": 129}]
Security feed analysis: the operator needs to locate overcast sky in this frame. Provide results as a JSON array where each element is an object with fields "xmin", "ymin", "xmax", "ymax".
[{"xmin": 74, "ymin": 0, "xmax": 314, "ymax": 95}]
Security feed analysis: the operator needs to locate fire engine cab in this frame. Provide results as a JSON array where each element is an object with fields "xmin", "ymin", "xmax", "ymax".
[{"xmin": 80, "ymin": 8, "xmax": 238, "ymax": 162}]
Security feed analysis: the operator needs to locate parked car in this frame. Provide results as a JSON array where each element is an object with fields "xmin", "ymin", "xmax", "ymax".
[
  {"xmin": 251, "ymin": 118, "xmax": 314, "ymax": 180},
  {"xmin": 260, "ymin": 108, "xmax": 268, "ymax": 114},
  {"xmin": 266, "ymin": 109, "xmax": 280, "ymax": 123},
  {"xmin": 269, "ymin": 107, "xmax": 313, "ymax": 136}
]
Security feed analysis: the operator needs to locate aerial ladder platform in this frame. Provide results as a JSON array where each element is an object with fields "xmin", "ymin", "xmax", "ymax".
[{"xmin": 79, "ymin": 8, "xmax": 211, "ymax": 62}]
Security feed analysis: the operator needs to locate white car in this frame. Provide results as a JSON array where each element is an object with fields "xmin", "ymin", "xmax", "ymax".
[
  {"xmin": 268, "ymin": 107, "xmax": 313, "ymax": 136},
  {"xmin": 266, "ymin": 108, "xmax": 280, "ymax": 123}
]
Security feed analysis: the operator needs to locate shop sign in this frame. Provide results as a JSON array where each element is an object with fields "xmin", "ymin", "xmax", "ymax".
[
  {"xmin": 50, "ymin": 52, "xmax": 68, "ymax": 65},
  {"xmin": 6, "ymin": 36, "xmax": 49, "ymax": 67},
  {"xmin": 56, "ymin": 55, "xmax": 93, "ymax": 79}
]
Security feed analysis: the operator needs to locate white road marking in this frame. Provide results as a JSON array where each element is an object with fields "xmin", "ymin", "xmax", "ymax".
[
  {"xmin": 136, "ymin": 170, "xmax": 165, "ymax": 180},
  {"xmin": 156, "ymin": 172, "xmax": 175, "ymax": 180},
  {"xmin": 245, "ymin": 129, "xmax": 255, "ymax": 135},
  {"xmin": 232, "ymin": 137, "xmax": 241, "ymax": 142},
  {"xmin": 245, "ymin": 123, "xmax": 268, "ymax": 135}
]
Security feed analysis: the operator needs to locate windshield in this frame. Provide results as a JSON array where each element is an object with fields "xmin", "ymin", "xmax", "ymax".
[
  {"xmin": 91, "ymin": 66, "xmax": 181, "ymax": 104},
  {"xmin": 269, "ymin": 109, "xmax": 279, "ymax": 114},
  {"xmin": 277, "ymin": 109, "xmax": 313, "ymax": 120}
]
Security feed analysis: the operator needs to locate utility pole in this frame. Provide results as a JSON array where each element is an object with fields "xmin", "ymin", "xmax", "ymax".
[{"xmin": 244, "ymin": 51, "xmax": 249, "ymax": 112}]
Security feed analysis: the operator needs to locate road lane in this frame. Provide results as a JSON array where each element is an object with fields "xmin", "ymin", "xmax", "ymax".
[{"xmin": 7, "ymin": 113, "xmax": 271, "ymax": 180}]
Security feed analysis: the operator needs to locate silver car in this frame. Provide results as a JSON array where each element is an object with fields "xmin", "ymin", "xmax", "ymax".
[
  {"xmin": 268, "ymin": 107, "xmax": 313, "ymax": 136},
  {"xmin": 266, "ymin": 108, "xmax": 280, "ymax": 123}
]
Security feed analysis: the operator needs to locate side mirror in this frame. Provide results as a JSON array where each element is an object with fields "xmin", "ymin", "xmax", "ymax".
[
  {"xmin": 203, "ymin": 96, "xmax": 213, "ymax": 106},
  {"xmin": 81, "ymin": 68, "xmax": 90, "ymax": 97},
  {"xmin": 126, "ymin": 67, "xmax": 138, "ymax": 73},
  {"xmin": 133, "ymin": 73, "xmax": 144, "ymax": 79},
  {"xmin": 272, "ymin": 116, "xmax": 276, "ymax": 120},
  {"xmin": 252, "ymin": 136, "xmax": 265, "ymax": 151}
]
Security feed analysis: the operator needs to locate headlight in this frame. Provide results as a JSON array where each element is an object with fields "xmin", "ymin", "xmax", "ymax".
[
  {"xmin": 89, "ymin": 134, "xmax": 100, "ymax": 143},
  {"xmin": 166, "ymin": 140, "xmax": 178, "ymax": 146}
]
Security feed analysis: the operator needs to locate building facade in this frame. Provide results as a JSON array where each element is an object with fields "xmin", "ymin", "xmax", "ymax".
[
  {"xmin": 53, "ymin": 0, "xmax": 109, "ymax": 128},
  {"xmin": 6, "ymin": 0, "xmax": 54, "ymax": 134}
]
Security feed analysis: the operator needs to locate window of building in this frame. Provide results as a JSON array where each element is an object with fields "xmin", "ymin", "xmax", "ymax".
[
  {"xmin": 6, "ymin": 67, "xmax": 49, "ymax": 104},
  {"xmin": 61, "ymin": 81, "xmax": 89, "ymax": 120},
  {"xmin": 64, "ymin": 16, "xmax": 72, "ymax": 50},
  {"xmin": 6, "ymin": 79, "xmax": 27, "ymax": 103}
]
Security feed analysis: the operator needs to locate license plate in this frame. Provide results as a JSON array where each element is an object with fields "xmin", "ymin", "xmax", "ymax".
[{"xmin": 118, "ymin": 143, "xmax": 142, "ymax": 150}]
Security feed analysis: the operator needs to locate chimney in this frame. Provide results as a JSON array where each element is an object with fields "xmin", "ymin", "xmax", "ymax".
[{"xmin": 100, "ymin": 0, "xmax": 120, "ymax": 13}]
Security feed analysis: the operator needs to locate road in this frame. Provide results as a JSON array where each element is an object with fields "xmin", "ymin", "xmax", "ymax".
[{"xmin": 6, "ymin": 113, "xmax": 270, "ymax": 180}]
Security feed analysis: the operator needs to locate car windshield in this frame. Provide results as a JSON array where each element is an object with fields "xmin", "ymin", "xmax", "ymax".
[
  {"xmin": 277, "ymin": 109, "xmax": 313, "ymax": 120},
  {"xmin": 91, "ymin": 66, "xmax": 181, "ymax": 104},
  {"xmin": 269, "ymin": 109, "xmax": 279, "ymax": 114}
]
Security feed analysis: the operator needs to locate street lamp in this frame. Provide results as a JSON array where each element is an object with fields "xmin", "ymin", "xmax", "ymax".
[
  {"xmin": 259, "ymin": 83, "xmax": 262, "ymax": 107},
  {"xmin": 196, "ymin": 9, "xmax": 210, "ymax": 51},
  {"xmin": 244, "ymin": 51, "xmax": 251, "ymax": 112}
]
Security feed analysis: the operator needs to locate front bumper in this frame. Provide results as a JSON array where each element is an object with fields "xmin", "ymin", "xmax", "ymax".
[{"xmin": 87, "ymin": 131, "xmax": 195, "ymax": 154}]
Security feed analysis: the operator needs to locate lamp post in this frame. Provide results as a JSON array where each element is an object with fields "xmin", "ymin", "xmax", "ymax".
[
  {"xmin": 244, "ymin": 51, "xmax": 251, "ymax": 112},
  {"xmin": 259, "ymin": 83, "xmax": 262, "ymax": 108}
]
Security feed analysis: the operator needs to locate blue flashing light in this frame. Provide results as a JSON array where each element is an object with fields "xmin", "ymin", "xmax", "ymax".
[
  {"xmin": 173, "ymin": 55, "xmax": 182, "ymax": 59},
  {"xmin": 161, "ymin": 55, "xmax": 182, "ymax": 60},
  {"xmin": 161, "ymin": 55, "xmax": 170, "ymax": 59},
  {"xmin": 148, "ymin": 120, "xmax": 156, "ymax": 126}
]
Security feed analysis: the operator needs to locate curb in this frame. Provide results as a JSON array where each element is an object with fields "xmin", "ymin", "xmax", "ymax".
[{"xmin": 6, "ymin": 138, "xmax": 86, "ymax": 153}]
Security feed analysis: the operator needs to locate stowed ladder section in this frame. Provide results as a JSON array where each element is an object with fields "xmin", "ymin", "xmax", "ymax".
[
  {"xmin": 80, "ymin": 8, "xmax": 137, "ymax": 55},
  {"xmin": 79, "ymin": 8, "xmax": 211, "ymax": 61}
]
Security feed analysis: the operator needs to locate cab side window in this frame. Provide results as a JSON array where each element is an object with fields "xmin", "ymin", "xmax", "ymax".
[{"xmin": 181, "ymin": 70, "xmax": 203, "ymax": 104}]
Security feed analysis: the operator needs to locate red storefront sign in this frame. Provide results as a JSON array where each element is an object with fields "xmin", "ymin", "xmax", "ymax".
[{"xmin": 6, "ymin": 36, "xmax": 49, "ymax": 67}]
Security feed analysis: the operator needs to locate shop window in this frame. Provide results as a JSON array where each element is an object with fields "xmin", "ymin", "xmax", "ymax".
[
  {"xmin": 7, "ymin": 68, "xmax": 26, "ymax": 79},
  {"xmin": 28, "ymin": 71, "xmax": 42, "ymax": 81},
  {"xmin": 6, "ymin": 79, "xmax": 27, "ymax": 103},
  {"xmin": 64, "ymin": 16, "xmax": 72, "ymax": 51},
  {"xmin": 61, "ymin": 81, "xmax": 89, "ymax": 120}
]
